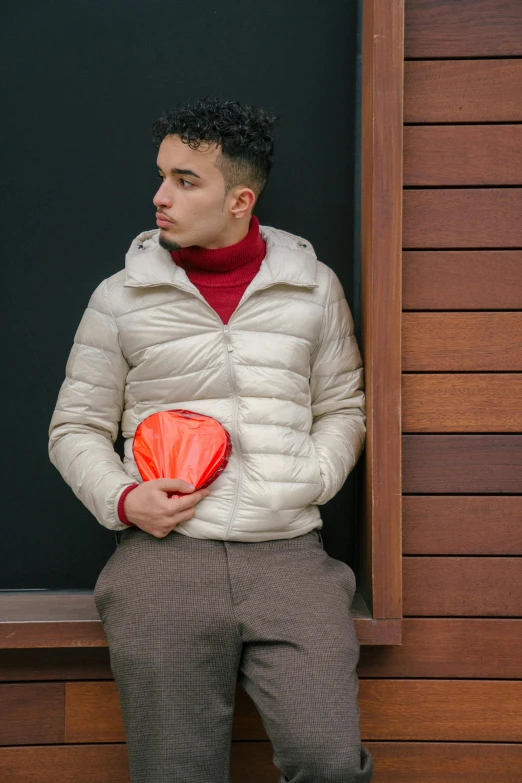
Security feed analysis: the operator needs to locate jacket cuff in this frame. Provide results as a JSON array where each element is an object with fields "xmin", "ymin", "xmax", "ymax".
[{"xmin": 117, "ymin": 484, "xmax": 140, "ymax": 526}]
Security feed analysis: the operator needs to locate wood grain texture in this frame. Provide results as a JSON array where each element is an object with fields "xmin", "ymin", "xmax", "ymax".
[
  {"xmin": 0, "ymin": 591, "xmax": 101, "ymax": 622},
  {"xmin": 59, "ymin": 677, "xmax": 522, "ymax": 745},
  {"xmin": 403, "ymin": 251, "xmax": 522, "ymax": 310},
  {"xmin": 403, "ymin": 189, "xmax": 522, "ymax": 248},
  {"xmin": 63, "ymin": 682, "xmax": 269, "ymax": 744},
  {"xmin": 0, "ymin": 745, "xmax": 131, "ymax": 783},
  {"xmin": 405, "ymin": 0, "xmax": 522, "ymax": 58},
  {"xmin": 67, "ymin": 676, "xmax": 522, "ymax": 745},
  {"xmin": 403, "ymin": 313, "xmax": 522, "ymax": 371},
  {"xmin": 0, "ymin": 683, "xmax": 64, "ymax": 745},
  {"xmin": 404, "ymin": 60, "xmax": 522, "ymax": 122},
  {"xmin": 0, "ymin": 591, "xmax": 107, "ymax": 648},
  {"xmin": 360, "ymin": 0, "xmax": 404, "ymax": 623},
  {"xmin": 367, "ymin": 741, "xmax": 522, "ymax": 782},
  {"xmin": 0, "ymin": 647, "xmax": 113, "ymax": 682},
  {"xmin": 359, "ymin": 680, "xmax": 522, "ymax": 741},
  {"xmin": 0, "ymin": 622, "xmax": 107, "ymax": 648},
  {"xmin": 403, "ymin": 434, "xmax": 522, "ymax": 493},
  {"xmin": 8, "ymin": 679, "xmax": 522, "ymax": 747},
  {"xmin": 404, "ymin": 125, "xmax": 522, "ymax": 185},
  {"xmin": 402, "ymin": 496, "xmax": 522, "ymax": 555},
  {"xmin": 0, "ymin": 617, "xmax": 400, "ymax": 649},
  {"xmin": 0, "ymin": 743, "xmax": 280, "ymax": 783},
  {"xmin": 403, "ymin": 557, "xmax": 522, "ymax": 616},
  {"xmin": 2, "ymin": 618, "xmax": 521, "ymax": 683},
  {"xmin": 65, "ymin": 682, "xmax": 125, "ymax": 744},
  {"xmin": 354, "ymin": 618, "xmax": 402, "ymax": 646},
  {"xmin": 402, "ymin": 374, "xmax": 522, "ymax": 432},
  {"xmin": 358, "ymin": 619, "xmax": 522, "ymax": 678},
  {"xmin": 1, "ymin": 741, "xmax": 520, "ymax": 783}
]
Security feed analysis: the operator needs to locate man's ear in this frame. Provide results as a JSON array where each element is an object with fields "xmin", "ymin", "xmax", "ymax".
[{"xmin": 230, "ymin": 186, "xmax": 257, "ymax": 220}]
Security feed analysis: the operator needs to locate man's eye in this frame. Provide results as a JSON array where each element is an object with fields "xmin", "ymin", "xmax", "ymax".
[
  {"xmin": 180, "ymin": 179, "xmax": 194, "ymax": 188},
  {"xmin": 156, "ymin": 173, "xmax": 165, "ymax": 180}
]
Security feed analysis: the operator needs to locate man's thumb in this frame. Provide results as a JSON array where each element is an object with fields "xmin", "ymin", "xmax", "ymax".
[{"xmin": 154, "ymin": 478, "xmax": 195, "ymax": 493}]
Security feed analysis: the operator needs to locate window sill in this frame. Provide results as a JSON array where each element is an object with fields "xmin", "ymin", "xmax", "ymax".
[{"xmin": 0, "ymin": 590, "xmax": 400, "ymax": 648}]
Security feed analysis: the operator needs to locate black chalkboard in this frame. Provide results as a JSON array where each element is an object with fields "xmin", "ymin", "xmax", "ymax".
[{"xmin": 1, "ymin": 0, "xmax": 361, "ymax": 588}]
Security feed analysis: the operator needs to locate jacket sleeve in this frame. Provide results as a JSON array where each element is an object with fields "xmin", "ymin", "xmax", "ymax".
[
  {"xmin": 48, "ymin": 279, "xmax": 138, "ymax": 531},
  {"xmin": 309, "ymin": 268, "xmax": 366, "ymax": 505}
]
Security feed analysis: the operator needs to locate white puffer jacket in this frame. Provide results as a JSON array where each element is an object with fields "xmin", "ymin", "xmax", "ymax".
[{"xmin": 48, "ymin": 223, "xmax": 366, "ymax": 541}]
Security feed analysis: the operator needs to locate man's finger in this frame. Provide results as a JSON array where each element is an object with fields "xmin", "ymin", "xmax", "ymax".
[
  {"xmin": 154, "ymin": 478, "xmax": 196, "ymax": 493},
  {"xmin": 160, "ymin": 489, "xmax": 207, "ymax": 516}
]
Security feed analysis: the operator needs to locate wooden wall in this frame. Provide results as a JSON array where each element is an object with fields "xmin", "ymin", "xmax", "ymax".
[
  {"xmin": 358, "ymin": 0, "xmax": 522, "ymax": 778},
  {"xmin": 1, "ymin": 1, "xmax": 522, "ymax": 780}
]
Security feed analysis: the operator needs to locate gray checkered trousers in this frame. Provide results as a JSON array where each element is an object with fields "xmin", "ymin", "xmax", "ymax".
[{"xmin": 94, "ymin": 526, "xmax": 374, "ymax": 782}]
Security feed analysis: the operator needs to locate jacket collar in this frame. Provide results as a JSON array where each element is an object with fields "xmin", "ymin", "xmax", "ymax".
[{"xmin": 123, "ymin": 224, "xmax": 319, "ymax": 292}]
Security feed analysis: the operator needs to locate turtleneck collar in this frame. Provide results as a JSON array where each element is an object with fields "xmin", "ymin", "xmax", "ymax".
[{"xmin": 171, "ymin": 214, "xmax": 266, "ymax": 273}]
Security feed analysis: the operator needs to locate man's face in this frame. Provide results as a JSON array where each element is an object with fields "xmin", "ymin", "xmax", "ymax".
[{"xmin": 153, "ymin": 134, "xmax": 235, "ymax": 250}]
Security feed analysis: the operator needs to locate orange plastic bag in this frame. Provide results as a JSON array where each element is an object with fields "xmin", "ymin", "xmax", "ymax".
[{"xmin": 133, "ymin": 409, "xmax": 232, "ymax": 497}]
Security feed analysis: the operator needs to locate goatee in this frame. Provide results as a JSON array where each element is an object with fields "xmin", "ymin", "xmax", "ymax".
[{"xmin": 158, "ymin": 234, "xmax": 182, "ymax": 252}]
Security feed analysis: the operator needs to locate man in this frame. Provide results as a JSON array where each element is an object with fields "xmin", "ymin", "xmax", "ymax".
[{"xmin": 48, "ymin": 96, "xmax": 374, "ymax": 783}]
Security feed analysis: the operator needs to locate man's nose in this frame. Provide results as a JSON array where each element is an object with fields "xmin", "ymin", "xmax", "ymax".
[{"xmin": 153, "ymin": 182, "xmax": 172, "ymax": 208}]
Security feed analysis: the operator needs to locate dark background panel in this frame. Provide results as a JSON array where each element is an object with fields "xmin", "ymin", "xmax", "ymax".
[{"xmin": 1, "ymin": 0, "xmax": 360, "ymax": 588}]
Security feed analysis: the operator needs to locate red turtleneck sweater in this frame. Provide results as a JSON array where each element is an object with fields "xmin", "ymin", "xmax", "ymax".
[
  {"xmin": 170, "ymin": 213, "xmax": 266, "ymax": 324},
  {"xmin": 117, "ymin": 214, "xmax": 267, "ymax": 525}
]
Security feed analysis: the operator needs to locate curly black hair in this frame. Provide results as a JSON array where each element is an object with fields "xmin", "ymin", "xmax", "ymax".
[{"xmin": 152, "ymin": 96, "xmax": 279, "ymax": 198}]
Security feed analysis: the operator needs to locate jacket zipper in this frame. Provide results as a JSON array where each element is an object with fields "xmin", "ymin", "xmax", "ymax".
[
  {"xmin": 126, "ymin": 278, "xmax": 315, "ymax": 536},
  {"xmin": 136, "ymin": 281, "xmax": 252, "ymax": 537},
  {"xmin": 172, "ymin": 282, "xmax": 275, "ymax": 539}
]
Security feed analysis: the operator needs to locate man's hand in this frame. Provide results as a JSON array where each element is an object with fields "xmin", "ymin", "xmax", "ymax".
[{"xmin": 123, "ymin": 478, "xmax": 210, "ymax": 538}]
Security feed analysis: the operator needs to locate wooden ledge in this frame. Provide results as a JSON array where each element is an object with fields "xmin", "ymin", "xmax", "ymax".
[{"xmin": 0, "ymin": 591, "xmax": 401, "ymax": 648}]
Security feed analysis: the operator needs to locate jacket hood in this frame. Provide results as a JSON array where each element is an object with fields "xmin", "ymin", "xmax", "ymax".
[{"xmin": 123, "ymin": 224, "xmax": 319, "ymax": 290}]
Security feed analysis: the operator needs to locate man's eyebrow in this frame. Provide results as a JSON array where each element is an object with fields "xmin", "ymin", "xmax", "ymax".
[{"xmin": 157, "ymin": 165, "xmax": 202, "ymax": 180}]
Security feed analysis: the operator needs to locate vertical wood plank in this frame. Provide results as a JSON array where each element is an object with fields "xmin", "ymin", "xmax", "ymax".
[{"xmin": 361, "ymin": 0, "xmax": 404, "ymax": 621}]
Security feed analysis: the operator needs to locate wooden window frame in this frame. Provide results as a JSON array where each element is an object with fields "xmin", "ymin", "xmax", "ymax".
[
  {"xmin": 356, "ymin": 0, "xmax": 404, "ymax": 645},
  {"xmin": 0, "ymin": 0, "xmax": 404, "ymax": 649}
]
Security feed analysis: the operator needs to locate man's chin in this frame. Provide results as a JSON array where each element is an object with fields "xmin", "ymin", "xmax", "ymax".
[{"xmin": 158, "ymin": 232, "xmax": 182, "ymax": 252}]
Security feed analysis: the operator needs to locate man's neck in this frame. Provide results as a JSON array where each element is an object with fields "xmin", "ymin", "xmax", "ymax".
[
  {"xmin": 171, "ymin": 215, "xmax": 265, "ymax": 274},
  {"xmin": 200, "ymin": 217, "xmax": 251, "ymax": 249}
]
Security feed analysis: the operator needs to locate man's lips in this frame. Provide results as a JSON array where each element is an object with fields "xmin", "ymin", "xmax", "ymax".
[{"xmin": 156, "ymin": 213, "xmax": 174, "ymax": 223}]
